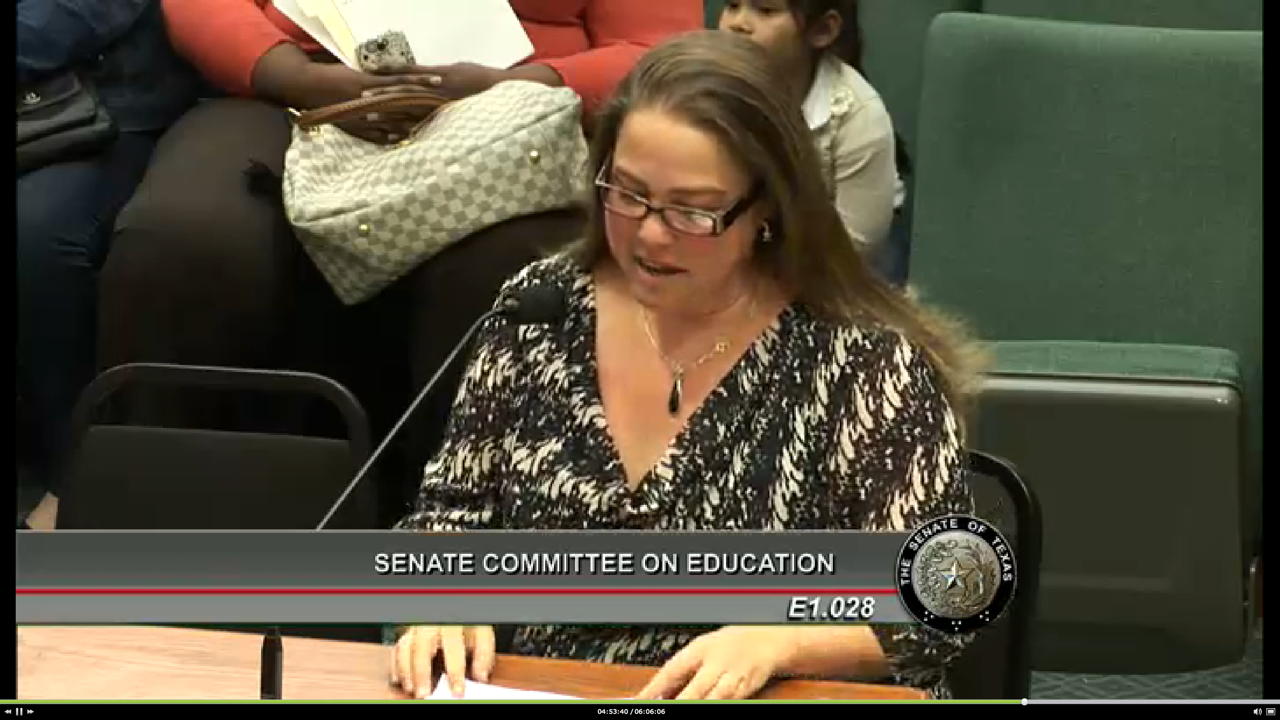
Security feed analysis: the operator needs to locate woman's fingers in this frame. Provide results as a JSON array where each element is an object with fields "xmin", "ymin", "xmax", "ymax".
[
  {"xmin": 388, "ymin": 636, "xmax": 401, "ymax": 688},
  {"xmin": 673, "ymin": 664, "xmax": 724, "ymax": 701},
  {"xmin": 635, "ymin": 646, "xmax": 699, "ymax": 700},
  {"xmin": 441, "ymin": 627, "xmax": 469, "ymax": 697},
  {"xmin": 389, "ymin": 626, "xmax": 497, "ymax": 699},
  {"xmin": 469, "ymin": 626, "xmax": 497, "ymax": 683},
  {"xmin": 704, "ymin": 672, "xmax": 746, "ymax": 700},
  {"xmin": 395, "ymin": 628, "xmax": 416, "ymax": 693},
  {"xmin": 369, "ymin": 69, "xmax": 445, "ymax": 87},
  {"xmin": 411, "ymin": 626, "xmax": 442, "ymax": 699},
  {"xmin": 361, "ymin": 84, "xmax": 439, "ymax": 98}
]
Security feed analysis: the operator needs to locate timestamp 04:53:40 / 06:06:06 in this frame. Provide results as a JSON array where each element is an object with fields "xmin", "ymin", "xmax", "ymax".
[{"xmin": 598, "ymin": 708, "xmax": 667, "ymax": 714}]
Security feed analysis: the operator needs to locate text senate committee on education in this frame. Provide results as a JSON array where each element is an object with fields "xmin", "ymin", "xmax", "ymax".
[{"xmin": 374, "ymin": 551, "xmax": 837, "ymax": 576}]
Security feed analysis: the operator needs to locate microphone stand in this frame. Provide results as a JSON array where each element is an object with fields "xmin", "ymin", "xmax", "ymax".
[
  {"xmin": 259, "ymin": 305, "xmax": 509, "ymax": 699},
  {"xmin": 314, "ymin": 305, "xmax": 507, "ymax": 530},
  {"xmin": 266, "ymin": 285, "xmax": 561, "ymax": 698},
  {"xmin": 260, "ymin": 625, "xmax": 283, "ymax": 699}
]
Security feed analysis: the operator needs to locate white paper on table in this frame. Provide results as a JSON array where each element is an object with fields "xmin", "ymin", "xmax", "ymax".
[
  {"xmin": 429, "ymin": 677, "xmax": 580, "ymax": 700},
  {"xmin": 272, "ymin": 0, "xmax": 361, "ymax": 69},
  {"xmin": 332, "ymin": 0, "xmax": 534, "ymax": 69}
]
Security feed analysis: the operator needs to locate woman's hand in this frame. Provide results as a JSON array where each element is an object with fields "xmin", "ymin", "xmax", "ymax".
[
  {"xmin": 251, "ymin": 44, "xmax": 442, "ymax": 143},
  {"xmin": 402, "ymin": 62, "xmax": 505, "ymax": 100},
  {"xmin": 637, "ymin": 625, "xmax": 892, "ymax": 700},
  {"xmin": 634, "ymin": 626, "xmax": 803, "ymax": 700},
  {"xmin": 388, "ymin": 62, "xmax": 563, "ymax": 100},
  {"xmin": 389, "ymin": 625, "xmax": 497, "ymax": 699},
  {"xmin": 253, "ymin": 44, "xmax": 425, "ymax": 107}
]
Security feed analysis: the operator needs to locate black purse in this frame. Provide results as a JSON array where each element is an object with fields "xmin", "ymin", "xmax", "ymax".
[{"xmin": 16, "ymin": 70, "xmax": 117, "ymax": 175}]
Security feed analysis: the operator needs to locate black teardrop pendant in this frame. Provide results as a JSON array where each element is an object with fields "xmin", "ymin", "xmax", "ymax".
[{"xmin": 667, "ymin": 374, "xmax": 682, "ymax": 416}]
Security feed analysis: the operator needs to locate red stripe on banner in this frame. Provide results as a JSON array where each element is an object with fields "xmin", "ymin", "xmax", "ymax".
[{"xmin": 16, "ymin": 588, "xmax": 899, "ymax": 596}]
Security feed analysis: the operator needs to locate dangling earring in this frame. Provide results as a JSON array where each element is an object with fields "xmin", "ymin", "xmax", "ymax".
[{"xmin": 760, "ymin": 222, "xmax": 774, "ymax": 244}]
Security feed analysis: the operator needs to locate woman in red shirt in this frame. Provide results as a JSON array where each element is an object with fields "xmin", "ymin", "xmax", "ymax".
[
  {"xmin": 97, "ymin": 0, "xmax": 701, "ymax": 524},
  {"xmin": 162, "ymin": 0, "xmax": 701, "ymax": 141}
]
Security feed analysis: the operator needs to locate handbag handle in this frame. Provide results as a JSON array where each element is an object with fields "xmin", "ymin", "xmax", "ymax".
[{"xmin": 293, "ymin": 91, "xmax": 452, "ymax": 129}]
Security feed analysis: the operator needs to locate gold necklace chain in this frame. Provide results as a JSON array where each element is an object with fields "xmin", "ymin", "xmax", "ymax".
[
  {"xmin": 638, "ymin": 292, "xmax": 759, "ymax": 415},
  {"xmin": 639, "ymin": 313, "xmax": 730, "ymax": 376}
]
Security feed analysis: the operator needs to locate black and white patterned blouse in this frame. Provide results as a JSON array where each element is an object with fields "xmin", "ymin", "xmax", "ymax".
[{"xmin": 395, "ymin": 255, "xmax": 974, "ymax": 698}]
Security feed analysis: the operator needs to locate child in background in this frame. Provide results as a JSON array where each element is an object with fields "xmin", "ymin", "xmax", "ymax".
[{"xmin": 719, "ymin": 0, "xmax": 900, "ymax": 266}]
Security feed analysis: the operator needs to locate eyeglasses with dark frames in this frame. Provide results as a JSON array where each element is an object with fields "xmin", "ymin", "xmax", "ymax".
[{"xmin": 593, "ymin": 160, "xmax": 761, "ymax": 237}]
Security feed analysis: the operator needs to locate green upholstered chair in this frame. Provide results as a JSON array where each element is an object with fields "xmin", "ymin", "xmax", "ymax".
[
  {"xmin": 709, "ymin": 0, "xmax": 985, "ymax": 156},
  {"xmin": 704, "ymin": 0, "xmax": 722, "ymax": 28},
  {"xmin": 858, "ymin": 0, "xmax": 982, "ymax": 157},
  {"xmin": 909, "ymin": 14, "xmax": 1261, "ymax": 673},
  {"xmin": 982, "ymin": 0, "xmax": 1263, "ymax": 31},
  {"xmin": 976, "ymin": 348, "xmax": 1246, "ymax": 673},
  {"xmin": 858, "ymin": 1, "xmax": 982, "ymax": 283}
]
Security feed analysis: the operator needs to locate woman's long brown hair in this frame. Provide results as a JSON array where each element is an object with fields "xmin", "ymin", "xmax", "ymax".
[{"xmin": 568, "ymin": 31, "xmax": 984, "ymax": 429}]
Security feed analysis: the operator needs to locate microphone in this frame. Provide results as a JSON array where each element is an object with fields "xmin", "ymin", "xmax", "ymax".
[
  {"xmin": 314, "ymin": 284, "xmax": 568, "ymax": 530},
  {"xmin": 505, "ymin": 284, "xmax": 568, "ymax": 325}
]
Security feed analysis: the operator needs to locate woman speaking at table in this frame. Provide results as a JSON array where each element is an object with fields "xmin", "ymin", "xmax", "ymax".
[{"xmin": 389, "ymin": 31, "xmax": 979, "ymax": 701}]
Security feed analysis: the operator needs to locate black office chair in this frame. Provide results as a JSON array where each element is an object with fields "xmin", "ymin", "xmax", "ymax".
[
  {"xmin": 56, "ymin": 362, "xmax": 382, "ymax": 643},
  {"xmin": 948, "ymin": 450, "xmax": 1043, "ymax": 699},
  {"xmin": 59, "ymin": 363, "xmax": 376, "ymax": 529}
]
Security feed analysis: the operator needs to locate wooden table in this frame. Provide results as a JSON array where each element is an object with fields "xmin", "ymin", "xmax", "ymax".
[{"xmin": 17, "ymin": 626, "xmax": 927, "ymax": 701}]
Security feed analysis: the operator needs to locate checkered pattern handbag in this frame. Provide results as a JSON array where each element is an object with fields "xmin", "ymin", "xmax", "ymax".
[{"xmin": 282, "ymin": 81, "xmax": 589, "ymax": 304}]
